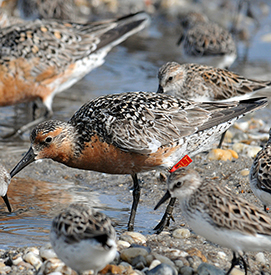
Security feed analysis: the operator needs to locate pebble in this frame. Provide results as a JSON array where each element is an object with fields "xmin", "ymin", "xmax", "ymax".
[
  {"xmin": 117, "ymin": 240, "xmax": 130, "ymax": 250},
  {"xmin": 179, "ymin": 265, "xmax": 194, "ymax": 275},
  {"xmin": 217, "ymin": 251, "xmax": 227, "ymax": 260},
  {"xmin": 239, "ymin": 169, "xmax": 249, "ymax": 176},
  {"xmin": 120, "ymin": 247, "xmax": 149, "ymax": 264},
  {"xmin": 208, "ymin": 149, "xmax": 238, "ymax": 161},
  {"xmin": 149, "ymin": 259, "xmax": 161, "ymax": 270},
  {"xmin": 255, "ymin": 252, "xmax": 266, "ymax": 265},
  {"xmin": 145, "ymin": 263, "xmax": 177, "ymax": 275},
  {"xmin": 39, "ymin": 244, "xmax": 57, "ymax": 260},
  {"xmin": 23, "ymin": 251, "xmax": 43, "ymax": 270},
  {"xmin": 197, "ymin": 263, "xmax": 225, "ymax": 275},
  {"xmin": 119, "ymin": 232, "xmax": 146, "ymax": 244},
  {"xmin": 152, "ymin": 253, "xmax": 175, "ymax": 268},
  {"xmin": 172, "ymin": 228, "xmax": 190, "ymax": 239},
  {"xmin": 232, "ymin": 143, "xmax": 261, "ymax": 158}
]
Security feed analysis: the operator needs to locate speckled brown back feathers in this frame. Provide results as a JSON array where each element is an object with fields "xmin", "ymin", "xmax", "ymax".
[
  {"xmin": 51, "ymin": 203, "xmax": 116, "ymax": 245},
  {"xmin": 158, "ymin": 62, "xmax": 271, "ymax": 101},
  {"xmin": 168, "ymin": 168, "xmax": 271, "ymax": 236}
]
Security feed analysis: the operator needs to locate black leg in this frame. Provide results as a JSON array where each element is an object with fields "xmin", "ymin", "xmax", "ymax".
[
  {"xmin": 240, "ymin": 254, "xmax": 248, "ymax": 275},
  {"xmin": 226, "ymin": 252, "xmax": 239, "ymax": 275},
  {"xmin": 127, "ymin": 173, "xmax": 141, "ymax": 231},
  {"xmin": 226, "ymin": 252, "xmax": 248, "ymax": 275},
  {"xmin": 264, "ymin": 205, "xmax": 269, "ymax": 213},
  {"xmin": 153, "ymin": 197, "xmax": 176, "ymax": 234},
  {"xmin": 218, "ymin": 131, "xmax": 227, "ymax": 148}
]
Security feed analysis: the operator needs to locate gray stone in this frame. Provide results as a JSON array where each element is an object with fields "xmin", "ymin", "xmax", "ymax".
[
  {"xmin": 179, "ymin": 266, "xmax": 194, "ymax": 275},
  {"xmin": 197, "ymin": 263, "xmax": 226, "ymax": 275},
  {"xmin": 145, "ymin": 263, "xmax": 178, "ymax": 275}
]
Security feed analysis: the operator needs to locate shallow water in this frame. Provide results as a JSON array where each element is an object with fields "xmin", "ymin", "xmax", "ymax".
[{"xmin": 1, "ymin": 2, "xmax": 271, "ymax": 248}]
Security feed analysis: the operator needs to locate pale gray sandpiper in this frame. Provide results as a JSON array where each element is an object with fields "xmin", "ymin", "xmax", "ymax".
[
  {"xmin": 50, "ymin": 203, "xmax": 117, "ymax": 275},
  {"xmin": 250, "ymin": 128, "xmax": 271, "ymax": 212},
  {"xmin": 9, "ymin": 92, "xmax": 267, "ymax": 232},
  {"xmin": 155, "ymin": 168, "xmax": 271, "ymax": 275},
  {"xmin": 0, "ymin": 164, "xmax": 12, "ymax": 212},
  {"xmin": 157, "ymin": 61, "xmax": 271, "ymax": 148},
  {"xmin": 177, "ymin": 12, "xmax": 237, "ymax": 69},
  {"xmin": 17, "ymin": 0, "xmax": 81, "ymax": 21},
  {"xmin": 157, "ymin": 62, "xmax": 271, "ymax": 102}
]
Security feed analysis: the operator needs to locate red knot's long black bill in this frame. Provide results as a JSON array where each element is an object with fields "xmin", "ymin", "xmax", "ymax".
[
  {"xmin": 10, "ymin": 147, "xmax": 36, "ymax": 178},
  {"xmin": 154, "ymin": 190, "xmax": 171, "ymax": 210},
  {"xmin": 2, "ymin": 194, "xmax": 11, "ymax": 212}
]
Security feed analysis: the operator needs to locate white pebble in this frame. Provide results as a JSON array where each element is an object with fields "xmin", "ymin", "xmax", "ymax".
[
  {"xmin": 255, "ymin": 252, "xmax": 266, "ymax": 264},
  {"xmin": 117, "ymin": 240, "xmax": 130, "ymax": 250},
  {"xmin": 149, "ymin": 259, "xmax": 161, "ymax": 270},
  {"xmin": 172, "ymin": 228, "xmax": 190, "ymax": 239},
  {"xmin": 39, "ymin": 245, "xmax": 57, "ymax": 260},
  {"xmin": 217, "ymin": 251, "xmax": 227, "ymax": 259},
  {"xmin": 23, "ymin": 252, "xmax": 43, "ymax": 270},
  {"xmin": 120, "ymin": 232, "xmax": 146, "ymax": 244},
  {"xmin": 12, "ymin": 254, "xmax": 23, "ymax": 265}
]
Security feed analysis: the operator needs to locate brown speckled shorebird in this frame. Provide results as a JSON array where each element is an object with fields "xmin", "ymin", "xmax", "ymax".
[
  {"xmin": 157, "ymin": 61, "xmax": 271, "ymax": 148},
  {"xmin": 0, "ymin": 164, "xmax": 12, "ymax": 212},
  {"xmin": 155, "ymin": 168, "xmax": 271, "ymax": 275},
  {"xmin": 50, "ymin": 203, "xmax": 117, "ymax": 275},
  {"xmin": 250, "ymin": 128, "xmax": 271, "ymax": 212},
  {"xmin": 177, "ymin": 12, "xmax": 237, "ymax": 69},
  {"xmin": 9, "ymin": 91, "xmax": 267, "ymax": 231},
  {"xmin": 157, "ymin": 62, "xmax": 271, "ymax": 102},
  {"xmin": 17, "ymin": 0, "xmax": 82, "ymax": 21},
  {"xmin": 0, "ymin": 12, "xmax": 150, "ymax": 135}
]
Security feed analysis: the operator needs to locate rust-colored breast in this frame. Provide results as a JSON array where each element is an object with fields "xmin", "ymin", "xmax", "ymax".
[{"xmin": 66, "ymin": 135, "xmax": 179, "ymax": 175}]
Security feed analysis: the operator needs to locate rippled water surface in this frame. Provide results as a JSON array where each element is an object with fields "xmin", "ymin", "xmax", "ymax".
[{"xmin": 1, "ymin": 2, "xmax": 271, "ymax": 248}]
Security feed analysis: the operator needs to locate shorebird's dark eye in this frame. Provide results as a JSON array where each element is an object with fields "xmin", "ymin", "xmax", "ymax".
[
  {"xmin": 168, "ymin": 76, "xmax": 173, "ymax": 82},
  {"xmin": 45, "ymin": 136, "xmax": 52, "ymax": 143},
  {"xmin": 176, "ymin": 181, "xmax": 182, "ymax": 188}
]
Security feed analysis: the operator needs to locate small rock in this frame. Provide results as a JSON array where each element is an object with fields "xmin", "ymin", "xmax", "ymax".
[
  {"xmin": 117, "ymin": 240, "xmax": 130, "ymax": 250},
  {"xmin": 146, "ymin": 254, "xmax": 154, "ymax": 266},
  {"xmin": 120, "ymin": 248, "xmax": 148, "ymax": 264},
  {"xmin": 179, "ymin": 265, "xmax": 194, "ymax": 275},
  {"xmin": 230, "ymin": 267, "xmax": 245, "ymax": 275},
  {"xmin": 217, "ymin": 251, "xmax": 227, "ymax": 260},
  {"xmin": 40, "ymin": 244, "xmax": 57, "ymax": 260},
  {"xmin": 119, "ymin": 232, "xmax": 146, "ymax": 244},
  {"xmin": 208, "ymin": 149, "xmax": 238, "ymax": 162},
  {"xmin": 37, "ymin": 258, "xmax": 73, "ymax": 275},
  {"xmin": 197, "ymin": 263, "xmax": 225, "ymax": 275},
  {"xmin": 149, "ymin": 260, "xmax": 161, "ymax": 270},
  {"xmin": 146, "ymin": 263, "xmax": 177, "ymax": 275},
  {"xmin": 131, "ymin": 255, "xmax": 147, "ymax": 269},
  {"xmin": 11, "ymin": 253, "xmax": 23, "ymax": 265},
  {"xmin": 174, "ymin": 259, "xmax": 183, "ymax": 271},
  {"xmin": 172, "ymin": 228, "xmax": 190, "ymax": 239},
  {"xmin": 23, "ymin": 251, "xmax": 43, "ymax": 270},
  {"xmin": 255, "ymin": 252, "xmax": 266, "ymax": 265},
  {"xmin": 186, "ymin": 248, "xmax": 207, "ymax": 263},
  {"xmin": 152, "ymin": 253, "xmax": 175, "ymax": 268},
  {"xmin": 0, "ymin": 265, "xmax": 11, "ymax": 273},
  {"xmin": 239, "ymin": 169, "xmax": 249, "ymax": 176}
]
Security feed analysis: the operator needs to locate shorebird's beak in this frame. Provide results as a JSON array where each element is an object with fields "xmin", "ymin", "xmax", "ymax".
[
  {"xmin": 10, "ymin": 147, "xmax": 36, "ymax": 178},
  {"xmin": 2, "ymin": 194, "xmax": 11, "ymax": 212},
  {"xmin": 154, "ymin": 190, "xmax": 171, "ymax": 210},
  {"xmin": 157, "ymin": 84, "xmax": 164, "ymax": 93},
  {"xmin": 176, "ymin": 34, "xmax": 184, "ymax": 46}
]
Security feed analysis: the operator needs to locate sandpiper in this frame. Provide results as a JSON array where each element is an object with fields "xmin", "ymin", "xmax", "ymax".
[
  {"xmin": 0, "ymin": 164, "xmax": 12, "ymax": 212},
  {"xmin": 9, "ymin": 92, "xmax": 267, "ymax": 231},
  {"xmin": 157, "ymin": 62, "xmax": 271, "ymax": 102},
  {"xmin": 250, "ymin": 128, "xmax": 271, "ymax": 212},
  {"xmin": 155, "ymin": 168, "xmax": 271, "ymax": 274},
  {"xmin": 177, "ymin": 12, "xmax": 237, "ymax": 69},
  {"xmin": 50, "ymin": 203, "xmax": 117, "ymax": 275},
  {"xmin": 0, "ymin": 11, "xmax": 150, "ymax": 135}
]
